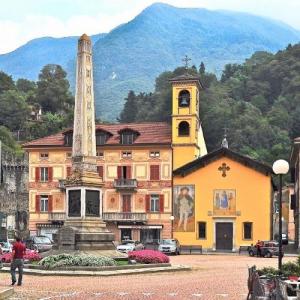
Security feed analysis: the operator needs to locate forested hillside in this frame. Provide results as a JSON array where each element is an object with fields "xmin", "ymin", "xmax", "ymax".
[
  {"xmin": 119, "ymin": 43, "xmax": 300, "ymax": 164},
  {"xmin": 0, "ymin": 65, "xmax": 74, "ymax": 154}
]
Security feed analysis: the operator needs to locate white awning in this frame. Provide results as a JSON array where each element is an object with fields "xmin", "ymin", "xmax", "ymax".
[{"xmin": 118, "ymin": 225, "xmax": 163, "ymax": 229}]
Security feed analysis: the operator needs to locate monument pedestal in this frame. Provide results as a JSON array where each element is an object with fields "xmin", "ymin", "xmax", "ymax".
[{"xmin": 53, "ymin": 170, "xmax": 115, "ymax": 251}]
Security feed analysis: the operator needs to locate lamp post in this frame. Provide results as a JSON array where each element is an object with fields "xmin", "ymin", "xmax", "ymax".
[
  {"xmin": 170, "ymin": 215, "xmax": 175, "ymax": 238},
  {"xmin": 272, "ymin": 159, "xmax": 289, "ymax": 272}
]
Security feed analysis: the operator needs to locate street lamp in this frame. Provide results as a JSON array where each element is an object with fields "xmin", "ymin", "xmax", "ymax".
[
  {"xmin": 272, "ymin": 159, "xmax": 289, "ymax": 272},
  {"xmin": 170, "ymin": 216, "xmax": 175, "ymax": 238}
]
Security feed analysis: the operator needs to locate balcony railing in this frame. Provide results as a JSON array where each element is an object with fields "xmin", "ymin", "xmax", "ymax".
[
  {"xmin": 49, "ymin": 212, "xmax": 66, "ymax": 221},
  {"xmin": 113, "ymin": 179, "xmax": 137, "ymax": 190},
  {"xmin": 102, "ymin": 212, "xmax": 146, "ymax": 222}
]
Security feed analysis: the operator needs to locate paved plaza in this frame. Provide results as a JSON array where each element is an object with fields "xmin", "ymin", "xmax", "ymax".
[{"xmin": 0, "ymin": 254, "xmax": 296, "ymax": 300}]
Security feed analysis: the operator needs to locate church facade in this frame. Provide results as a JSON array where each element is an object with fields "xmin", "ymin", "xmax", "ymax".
[
  {"xmin": 173, "ymin": 148, "xmax": 274, "ymax": 251},
  {"xmin": 23, "ymin": 34, "xmax": 274, "ymax": 250}
]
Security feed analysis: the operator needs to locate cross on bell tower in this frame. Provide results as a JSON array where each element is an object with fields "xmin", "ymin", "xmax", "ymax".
[{"xmin": 182, "ymin": 55, "xmax": 191, "ymax": 70}]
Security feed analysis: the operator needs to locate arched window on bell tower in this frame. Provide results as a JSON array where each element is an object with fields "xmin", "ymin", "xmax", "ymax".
[
  {"xmin": 178, "ymin": 121, "xmax": 190, "ymax": 136},
  {"xmin": 178, "ymin": 90, "xmax": 190, "ymax": 108}
]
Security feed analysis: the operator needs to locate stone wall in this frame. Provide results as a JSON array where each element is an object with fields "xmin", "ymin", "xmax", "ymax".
[{"xmin": 0, "ymin": 151, "xmax": 29, "ymax": 240}]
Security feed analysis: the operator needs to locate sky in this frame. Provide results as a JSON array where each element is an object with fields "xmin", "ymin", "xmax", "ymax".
[{"xmin": 0, "ymin": 0, "xmax": 299, "ymax": 54}]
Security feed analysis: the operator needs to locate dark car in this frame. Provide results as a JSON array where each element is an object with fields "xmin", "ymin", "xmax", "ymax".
[
  {"xmin": 248, "ymin": 241, "xmax": 283, "ymax": 258},
  {"xmin": 26, "ymin": 236, "xmax": 53, "ymax": 253}
]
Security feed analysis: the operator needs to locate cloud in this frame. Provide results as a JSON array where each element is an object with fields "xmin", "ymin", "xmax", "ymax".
[{"xmin": 0, "ymin": 0, "xmax": 299, "ymax": 54}]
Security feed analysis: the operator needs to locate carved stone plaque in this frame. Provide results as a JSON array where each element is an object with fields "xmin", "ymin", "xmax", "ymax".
[
  {"xmin": 85, "ymin": 190, "xmax": 100, "ymax": 217},
  {"xmin": 68, "ymin": 190, "xmax": 81, "ymax": 217},
  {"xmin": 59, "ymin": 226, "xmax": 75, "ymax": 245}
]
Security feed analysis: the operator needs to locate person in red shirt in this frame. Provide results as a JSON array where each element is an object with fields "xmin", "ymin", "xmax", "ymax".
[{"xmin": 10, "ymin": 237, "xmax": 26, "ymax": 286}]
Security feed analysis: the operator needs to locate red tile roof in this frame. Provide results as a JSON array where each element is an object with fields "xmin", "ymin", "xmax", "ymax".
[{"xmin": 23, "ymin": 122, "xmax": 171, "ymax": 148}]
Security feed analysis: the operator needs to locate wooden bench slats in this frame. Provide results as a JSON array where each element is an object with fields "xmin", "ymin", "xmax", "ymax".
[{"xmin": 180, "ymin": 245, "xmax": 202, "ymax": 254}]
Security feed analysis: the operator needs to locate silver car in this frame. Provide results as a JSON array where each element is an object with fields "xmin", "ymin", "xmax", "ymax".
[
  {"xmin": 158, "ymin": 239, "xmax": 180, "ymax": 255},
  {"xmin": 116, "ymin": 240, "xmax": 145, "ymax": 253}
]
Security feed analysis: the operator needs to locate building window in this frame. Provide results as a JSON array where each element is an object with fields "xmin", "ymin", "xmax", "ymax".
[
  {"xmin": 40, "ymin": 167, "xmax": 49, "ymax": 182},
  {"xmin": 150, "ymin": 195, "xmax": 160, "ymax": 212},
  {"xmin": 119, "ymin": 129, "xmax": 139, "ymax": 145},
  {"xmin": 178, "ymin": 90, "xmax": 190, "ymax": 107},
  {"xmin": 96, "ymin": 133, "xmax": 108, "ymax": 145},
  {"xmin": 40, "ymin": 195, "xmax": 49, "ymax": 212},
  {"xmin": 96, "ymin": 151, "xmax": 104, "ymax": 158},
  {"xmin": 178, "ymin": 121, "xmax": 190, "ymax": 136},
  {"xmin": 150, "ymin": 165, "xmax": 160, "ymax": 180},
  {"xmin": 198, "ymin": 222, "xmax": 206, "ymax": 239},
  {"xmin": 117, "ymin": 166, "xmax": 132, "ymax": 179},
  {"xmin": 122, "ymin": 151, "xmax": 132, "ymax": 159},
  {"xmin": 150, "ymin": 151, "xmax": 160, "ymax": 158},
  {"xmin": 40, "ymin": 153, "xmax": 49, "ymax": 160},
  {"xmin": 64, "ymin": 132, "xmax": 73, "ymax": 146},
  {"xmin": 243, "ymin": 222, "xmax": 253, "ymax": 240}
]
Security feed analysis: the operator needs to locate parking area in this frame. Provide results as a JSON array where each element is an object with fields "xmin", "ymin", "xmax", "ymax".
[{"xmin": 0, "ymin": 254, "xmax": 296, "ymax": 300}]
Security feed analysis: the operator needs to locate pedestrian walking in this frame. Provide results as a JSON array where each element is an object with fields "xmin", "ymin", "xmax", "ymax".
[{"xmin": 10, "ymin": 237, "xmax": 26, "ymax": 286}]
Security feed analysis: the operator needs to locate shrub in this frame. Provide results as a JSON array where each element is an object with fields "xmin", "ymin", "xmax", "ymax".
[
  {"xmin": 128, "ymin": 250, "xmax": 170, "ymax": 264},
  {"xmin": 39, "ymin": 253, "xmax": 116, "ymax": 269},
  {"xmin": 258, "ymin": 260, "xmax": 300, "ymax": 277},
  {"xmin": 0, "ymin": 250, "xmax": 42, "ymax": 263}
]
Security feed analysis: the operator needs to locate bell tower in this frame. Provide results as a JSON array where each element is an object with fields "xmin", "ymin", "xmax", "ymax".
[{"xmin": 170, "ymin": 71, "xmax": 207, "ymax": 170}]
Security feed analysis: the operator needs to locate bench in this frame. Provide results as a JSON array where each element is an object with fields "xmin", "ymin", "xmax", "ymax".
[
  {"xmin": 239, "ymin": 245, "xmax": 250, "ymax": 254},
  {"xmin": 180, "ymin": 245, "xmax": 202, "ymax": 254}
]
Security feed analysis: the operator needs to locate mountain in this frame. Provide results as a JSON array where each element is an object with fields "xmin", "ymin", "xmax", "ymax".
[
  {"xmin": 0, "ymin": 3, "xmax": 299, "ymax": 120},
  {"xmin": 0, "ymin": 34, "xmax": 105, "ymax": 80}
]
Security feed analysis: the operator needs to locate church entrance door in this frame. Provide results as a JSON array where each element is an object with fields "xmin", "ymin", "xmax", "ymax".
[{"xmin": 216, "ymin": 222, "xmax": 233, "ymax": 251}]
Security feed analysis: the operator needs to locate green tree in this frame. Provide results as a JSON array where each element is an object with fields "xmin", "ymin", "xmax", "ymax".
[
  {"xmin": 36, "ymin": 64, "xmax": 74, "ymax": 113},
  {"xmin": 118, "ymin": 91, "xmax": 138, "ymax": 123},
  {"xmin": 0, "ymin": 90, "xmax": 30, "ymax": 131},
  {"xmin": 0, "ymin": 71, "xmax": 15, "ymax": 94}
]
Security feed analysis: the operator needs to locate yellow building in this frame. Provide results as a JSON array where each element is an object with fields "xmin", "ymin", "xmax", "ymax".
[{"xmin": 172, "ymin": 148, "xmax": 274, "ymax": 251}]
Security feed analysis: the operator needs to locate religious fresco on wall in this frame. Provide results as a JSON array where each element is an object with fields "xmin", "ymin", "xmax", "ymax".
[
  {"xmin": 213, "ymin": 189, "xmax": 236, "ymax": 215},
  {"xmin": 107, "ymin": 194, "xmax": 119, "ymax": 210},
  {"xmin": 173, "ymin": 185, "xmax": 195, "ymax": 232},
  {"xmin": 135, "ymin": 195, "xmax": 145, "ymax": 211}
]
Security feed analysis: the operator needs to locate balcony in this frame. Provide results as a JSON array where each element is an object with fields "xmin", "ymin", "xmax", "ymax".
[
  {"xmin": 113, "ymin": 179, "xmax": 137, "ymax": 191},
  {"xmin": 102, "ymin": 212, "xmax": 146, "ymax": 222},
  {"xmin": 49, "ymin": 212, "xmax": 66, "ymax": 221}
]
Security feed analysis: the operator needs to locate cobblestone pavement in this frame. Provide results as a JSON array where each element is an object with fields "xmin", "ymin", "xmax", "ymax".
[{"xmin": 0, "ymin": 255, "xmax": 296, "ymax": 300}]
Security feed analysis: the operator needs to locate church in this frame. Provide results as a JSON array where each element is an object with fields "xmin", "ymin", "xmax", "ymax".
[{"xmin": 23, "ymin": 34, "xmax": 274, "ymax": 251}]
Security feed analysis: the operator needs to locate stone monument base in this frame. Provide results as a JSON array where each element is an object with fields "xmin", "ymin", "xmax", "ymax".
[{"xmin": 53, "ymin": 219, "xmax": 115, "ymax": 251}]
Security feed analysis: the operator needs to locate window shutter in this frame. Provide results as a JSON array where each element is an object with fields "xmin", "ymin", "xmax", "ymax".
[
  {"xmin": 159, "ymin": 194, "xmax": 164, "ymax": 213},
  {"xmin": 150, "ymin": 165, "xmax": 160, "ymax": 180},
  {"xmin": 145, "ymin": 195, "xmax": 150, "ymax": 213},
  {"xmin": 48, "ymin": 195, "xmax": 53, "ymax": 212},
  {"xmin": 66, "ymin": 166, "xmax": 72, "ymax": 177},
  {"xmin": 35, "ymin": 167, "xmax": 40, "ymax": 182},
  {"xmin": 126, "ymin": 166, "xmax": 132, "ymax": 179},
  {"xmin": 48, "ymin": 167, "xmax": 53, "ymax": 182},
  {"xmin": 35, "ymin": 195, "xmax": 40, "ymax": 213},
  {"xmin": 117, "ymin": 166, "xmax": 122, "ymax": 179},
  {"xmin": 97, "ymin": 166, "xmax": 104, "ymax": 178}
]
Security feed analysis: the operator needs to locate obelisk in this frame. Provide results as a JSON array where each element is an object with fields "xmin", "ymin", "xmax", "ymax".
[{"xmin": 54, "ymin": 34, "xmax": 115, "ymax": 251}]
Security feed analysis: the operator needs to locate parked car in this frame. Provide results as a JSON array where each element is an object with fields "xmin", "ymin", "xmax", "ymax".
[
  {"xmin": 25, "ymin": 236, "xmax": 53, "ymax": 252},
  {"xmin": 248, "ymin": 241, "xmax": 283, "ymax": 258},
  {"xmin": 0, "ymin": 241, "xmax": 12, "ymax": 253},
  {"xmin": 158, "ymin": 239, "xmax": 181, "ymax": 255},
  {"xmin": 116, "ymin": 240, "xmax": 145, "ymax": 253}
]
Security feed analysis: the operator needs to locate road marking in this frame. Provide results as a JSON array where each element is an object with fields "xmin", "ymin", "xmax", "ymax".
[
  {"xmin": 216, "ymin": 294, "xmax": 228, "ymax": 298},
  {"xmin": 192, "ymin": 293, "xmax": 203, "ymax": 297},
  {"xmin": 167, "ymin": 293, "xmax": 178, "ymax": 297},
  {"xmin": 39, "ymin": 292, "xmax": 79, "ymax": 300},
  {"xmin": 117, "ymin": 292, "xmax": 129, "ymax": 296}
]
